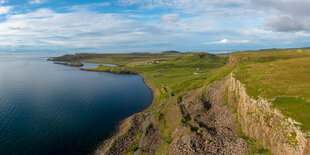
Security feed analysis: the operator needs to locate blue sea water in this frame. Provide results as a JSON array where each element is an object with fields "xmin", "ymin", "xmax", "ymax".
[{"xmin": 0, "ymin": 53, "xmax": 152, "ymax": 155}]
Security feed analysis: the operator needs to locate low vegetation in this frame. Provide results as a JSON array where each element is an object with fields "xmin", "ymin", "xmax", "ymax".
[
  {"xmin": 53, "ymin": 47, "xmax": 310, "ymax": 154},
  {"xmin": 54, "ymin": 61, "xmax": 84, "ymax": 67},
  {"xmin": 233, "ymin": 48, "xmax": 310, "ymax": 131},
  {"xmin": 83, "ymin": 65, "xmax": 137, "ymax": 74},
  {"xmin": 76, "ymin": 52, "xmax": 228, "ymax": 109},
  {"xmin": 52, "ymin": 52, "xmax": 180, "ymax": 65}
]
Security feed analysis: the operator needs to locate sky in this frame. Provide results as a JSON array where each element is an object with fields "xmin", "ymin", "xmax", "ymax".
[{"xmin": 0, "ymin": 0, "xmax": 310, "ymax": 53}]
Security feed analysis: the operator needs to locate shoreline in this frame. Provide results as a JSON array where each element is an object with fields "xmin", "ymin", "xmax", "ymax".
[
  {"xmin": 81, "ymin": 68, "xmax": 158, "ymax": 111},
  {"xmin": 51, "ymin": 59, "xmax": 160, "ymax": 154},
  {"xmin": 54, "ymin": 61, "xmax": 84, "ymax": 67},
  {"xmin": 80, "ymin": 68, "xmax": 158, "ymax": 154},
  {"xmin": 81, "ymin": 68, "xmax": 138, "ymax": 74},
  {"xmin": 139, "ymin": 74, "xmax": 158, "ymax": 109}
]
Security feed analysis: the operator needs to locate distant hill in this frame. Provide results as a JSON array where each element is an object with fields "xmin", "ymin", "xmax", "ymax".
[{"xmin": 161, "ymin": 50, "xmax": 181, "ymax": 54}]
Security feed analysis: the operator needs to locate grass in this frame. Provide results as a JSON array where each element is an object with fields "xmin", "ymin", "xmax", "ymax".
[
  {"xmin": 273, "ymin": 97, "xmax": 310, "ymax": 131},
  {"xmin": 53, "ymin": 48, "xmax": 310, "ymax": 153},
  {"xmin": 84, "ymin": 64, "xmax": 137, "ymax": 74},
  {"xmin": 132, "ymin": 52, "xmax": 228, "ymax": 94},
  {"xmin": 125, "ymin": 131, "xmax": 143, "ymax": 154},
  {"xmin": 80, "ymin": 52, "xmax": 229, "ymax": 110},
  {"xmin": 233, "ymin": 48, "xmax": 310, "ymax": 131},
  {"xmin": 52, "ymin": 52, "xmax": 181, "ymax": 65},
  {"xmin": 153, "ymin": 96, "xmax": 183, "ymax": 154},
  {"xmin": 125, "ymin": 143, "xmax": 139, "ymax": 154}
]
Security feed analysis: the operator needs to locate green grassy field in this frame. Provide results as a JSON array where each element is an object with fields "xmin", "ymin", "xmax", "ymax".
[
  {"xmin": 84, "ymin": 65, "xmax": 137, "ymax": 74},
  {"xmin": 52, "ymin": 52, "xmax": 181, "ymax": 65},
  {"xmin": 54, "ymin": 48, "xmax": 310, "ymax": 153},
  {"xmin": 58, "ymin": 52, "xmax": 230, "ymax": 109},
  {"xmin": 132, "ymin": 52, "xmax": 228, "ymax": 94},
  {"xmin": 233, "ymin": 48, "xmax": 310, "ymax": 131},
  {"xmin": 54, "ymin": 49, "xmax": 310, "ymax": 131}
]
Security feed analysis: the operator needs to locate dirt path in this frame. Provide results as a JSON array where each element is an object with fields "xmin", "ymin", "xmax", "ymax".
[{"xmin": 134, "ymin": 76, "xmax": 171, "ymax": 155}]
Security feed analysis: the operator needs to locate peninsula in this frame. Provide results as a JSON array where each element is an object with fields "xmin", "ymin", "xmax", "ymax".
[
  {"xmin": 53, "ymin": 61, "xmax": 84, "ymax": 67},
  {"xmin": 53, "ymin": 48, "xmax": 310, "ymax": 155}
]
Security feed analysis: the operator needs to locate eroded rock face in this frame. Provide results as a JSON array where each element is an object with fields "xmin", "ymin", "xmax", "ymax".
[
  {"xmin": 227, "ymin": 74, "xmax": 309, "ymax": 155},
  {"xmin": 171, "ymin": 81, "xmax": 249, "ymax": 155},
  {"xmin": 94, "ymin": 114, "xmax": 144, "ymax": 155},
  {"xmin": 95, "ymin": 74, "xmax": 309, "ymax": 155},
  {"xmin": 142, "ymin": 119, "xmax": 163, "ymax": 155}
]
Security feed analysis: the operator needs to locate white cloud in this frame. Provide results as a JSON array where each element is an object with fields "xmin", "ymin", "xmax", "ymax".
[
  {"xmin": 29, "ymin": 0, "xmax": 48, "ymax": 4},
  {"xmin": 207, "ymin": 39, "xmax": 249, "ymax": 44},
  {"xmin": 161, "ymin": 14, "xmax": 179, "ymax": 22},
  {"xmin": 218, "ymin": 39, "xmax": 228, "ymax": 44},
  {"xmin": 0, "ymin": 1, "xmax": 309, "ymax": 52},
  {"xmin": 120, "ymin": 0, "xmax": 310, "ymax": 33},
  {"xmin": 0, "ymin": 8, "xmax": 157, "ymax": 51},
  {"xmin": 0, "ymin": 6, "xmax": 220, "ymax": 52},
  {"xmin": 65, "ymin": 2, "xmax": 110, "ymax": 11},
  {"xmin": 0, "ymin": 0, "xmax": 8, "ymax": 4},
  {"xmin": 233, "ymin": 40, "xmax": 249, "ymax": 44},
  {"xmin": 0, "ymin": 6, "xmax": 13, "ymax": 15},
  {"xmin": 118, "ymin": 0, "xmax": 251, "ymax": 15}
]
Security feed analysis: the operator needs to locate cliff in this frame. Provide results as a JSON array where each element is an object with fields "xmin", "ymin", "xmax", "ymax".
[
  {"xmin": 226, "ymin": 73, "xmax": 309, "ymax": 155},
  {"xmin": 94, "ymin": 73, "xmax": 310, "ymax": 155},
  {"xmin": 94, "ymin": 114, "xmax": 144, "ymax": 155}
]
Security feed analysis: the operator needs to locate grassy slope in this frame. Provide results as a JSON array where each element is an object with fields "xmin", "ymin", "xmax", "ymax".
[
  {"xmin": 56, "ymin": 52, "xmax": 233, "ymax": 153},
  {"xmin": 53, "ymin": 53, "xmax": 177, "ymax": 65},
  {"xmin": 84, "ymin": 65, "xmax": 137, "ymax": 74},
  {"xmin": 233, "ymin": 48, "xmax": 310, "ymax": 131},
  {"xmin": 133, "ymin": 53, "xmax": 228, "ymax": 94},
  {"xmin": 54, "ymin": 49, "xmax": 310, "ymax": 153},
  {"xmin": 58, "ymin": 52, "xmax": 229, "ymax": 110}
]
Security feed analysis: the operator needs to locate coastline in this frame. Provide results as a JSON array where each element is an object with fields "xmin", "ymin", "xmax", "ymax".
[
  {"xmin": 47, "ymin": 49, "xmax": 310, "ymax": 154},
  {"xmin": 81, "ymin": 68, "xmax": 157, "ymax": 110},
  {"xmin": 139, "ymin": 74, "xmax": 158, "ymax": 108},
  {"xmin": 81, "ymin": 68, "xmax": 158, "ymax": 112},
  {"xmin": 80, "ymin": 69, "xmax": 158, "ymax": 154},
  {"xmin": 81, "ymin": 68, "xmax": 138, "ymax": 74},
  {"xmin": 54, "ymin": 61, "xmax": 84, "ymax": 67},
  {"xmin": 93, "ymin": 113, "xmax": 144, "ymax": 154}
]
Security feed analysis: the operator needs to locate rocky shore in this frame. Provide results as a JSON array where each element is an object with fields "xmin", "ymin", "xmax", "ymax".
[
  {"xmin": 93, "ymin": 73, "xmax": 310, "ymax": 155},
  {"xmin": 93, "ymin": 74, "xmax": 252, "ymax": 154},
  {"xmin": 93, "ymin": 74, "xmax": 157, "ymax": 155},
  {"xmin": 81, "ymin": 68, "xmax": 137, "ymax": 74},
  {"xmin": 54, "ymin": 61, "xmax": 84, "ymax": 67}
]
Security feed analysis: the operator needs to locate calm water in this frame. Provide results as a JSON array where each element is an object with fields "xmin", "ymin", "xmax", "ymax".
[{"xmin": 0, "ymin": 53, "xmax": 152, "ymax": 155}]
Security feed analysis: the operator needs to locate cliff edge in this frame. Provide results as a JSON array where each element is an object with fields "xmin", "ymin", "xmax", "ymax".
[{"xmin": 227, "ymin": 73, "xmax": 309, "ymax": 155}]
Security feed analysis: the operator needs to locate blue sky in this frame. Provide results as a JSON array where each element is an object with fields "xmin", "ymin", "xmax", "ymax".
[{"xmin": 0, "ymin": 0, "xmax": 310, "ymax": 53}]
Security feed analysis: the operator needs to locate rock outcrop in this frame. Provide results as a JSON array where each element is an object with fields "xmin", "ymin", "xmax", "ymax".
[
  {"xmin": 94, "ymin": 73, "xmax": 309, "ymax": 155},
  {"xmin": 94, "ymin": 114, "xmax": 144, "ymax": 155},
  {"xmin": 170, "ymin": 81, "xmax": 249, "ymax": 154},
  {"xmin": 226, "ymin": 73, "xmax": 309, "ymax": 155}
]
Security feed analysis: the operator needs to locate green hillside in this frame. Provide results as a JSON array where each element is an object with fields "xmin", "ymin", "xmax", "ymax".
[
  {"xmin": 233, "ymin": 48, "xmax": 310, "ymax": 131},
  {"xmin": 79, "ymin": 52, "xmax": 229, "ymax": 111},
  {"xmin": 74, "ymin": 49, "xmax": 310, "ymax": 131},
  {"xmin": 53, "ymin": 48, "xmax": 310, "ymax": 154}
]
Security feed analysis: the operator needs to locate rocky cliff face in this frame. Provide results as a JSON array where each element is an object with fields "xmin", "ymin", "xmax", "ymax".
[
  {"xmin": 94, "ymin": 73, "xmax": 309, "ymax": 155},
  {"xmin": 94, "ymin": 114, "xmax": 144, "ymax": 155},
  {"xmin": 170, "ymin": 82, "xmax": 249, "ymax": 154},
  {"xmin": 226, "ymin": 73, "xmax": 309, "ymax": 155}
]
